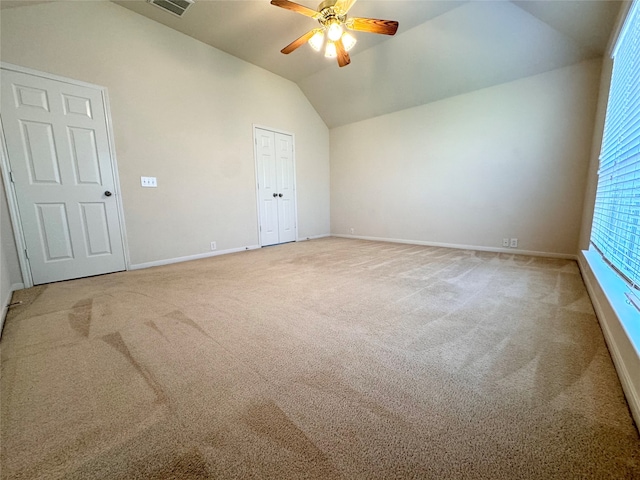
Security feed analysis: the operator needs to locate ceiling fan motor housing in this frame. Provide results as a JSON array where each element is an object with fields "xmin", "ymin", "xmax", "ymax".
[
  {"xmin": 318, "ymin": 0, "xmax": 339, "ymax": 12},
  {"xmin": 318, "ymin": 5, "xmax": 346, "ymax": 32}
]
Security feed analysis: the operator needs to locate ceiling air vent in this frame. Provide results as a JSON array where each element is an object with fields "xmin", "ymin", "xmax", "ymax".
[{"xmin": 147, "ymin": 0, "xmax": 194, "ymax": 17}]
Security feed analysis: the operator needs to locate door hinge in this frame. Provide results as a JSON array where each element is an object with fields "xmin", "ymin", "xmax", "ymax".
[
  {"xmin": 259, "ymin": 225, "xmax": 262, "ymax": 232},
  {"xmin": 9, "ymin": 171, "xmax": 15, "ymax": 183},
  {"xmin": 24, "ymin": 248, "xmax": 29, "ymax": 259}
]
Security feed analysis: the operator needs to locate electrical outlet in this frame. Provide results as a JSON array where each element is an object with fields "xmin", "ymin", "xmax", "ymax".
[
  {"xmin": 510, "ymin": 238, "xmax": 518, "ymax": 248},
  {"xmin": 350, "ymin": 228, "xmax": 355, "ymax": 234},
  {"xmin": 141, "ymin": 176, "xmax": 157, "ymax": 187},
  {"xmin": 210, "ymin": 241, "xmax": 216, "ymax": 251},
  {"xmin": 502, "ymin": 238, "xmax": 510, "ymax": 247}
]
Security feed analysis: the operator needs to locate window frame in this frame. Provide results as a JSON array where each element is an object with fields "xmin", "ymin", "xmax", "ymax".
[{"xmin": 590, "ymin": 0, "xmax": 640, "ymax": 292}]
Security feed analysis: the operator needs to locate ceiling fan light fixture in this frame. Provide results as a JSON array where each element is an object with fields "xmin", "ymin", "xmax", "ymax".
[
  {"xmin": 327, "ymin": 20, "xmax": 343, "ymax": 42},
  {"xmin": 324, "ymin": 41, "xmax": 337, "ymax": 58},
  {"xmin": 308, "ymin": 30, "xmax": 325, "ymax": 51},
  {"xmin": 271, "ymin": 0, "xmax": 399, "ymax": 68},
  {"xmin": 341, "ymin": 31, "xmax": 356, "ymax": 51}
]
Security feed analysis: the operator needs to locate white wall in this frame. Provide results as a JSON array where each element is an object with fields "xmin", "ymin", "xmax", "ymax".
[
  {"xmin": 1, "ymin": 172, "xmax": 23, "ymax": 332},
  {"xmin": 330, "ymin": 59, "xmax": 602, "ymax": 256},
  {"xmin": 0, "ymin": 1, "xmax": 330, "ymax": 266}
]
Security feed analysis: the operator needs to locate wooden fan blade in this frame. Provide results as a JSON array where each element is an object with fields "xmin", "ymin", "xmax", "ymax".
[
  {"xmin": 281, "ymin": 29, "xmax": 317, "ymax": 54},
  {"xmin": 270, "ymin": 0, "xmax": 319, "ymax": 18},
  {"xmin": 348, "ymin": 17, "xmax": 399, "ymax": 35},
  {"xmin": 335, "ymin": 38, "xmax": 351, "ymax": 67},
  {"xmin": 334, "ymin": 0, "xmax": 357, "ymax": 15}
]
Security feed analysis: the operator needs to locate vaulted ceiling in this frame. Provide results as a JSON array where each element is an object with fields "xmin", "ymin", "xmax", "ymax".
[{"xmin": 3, "ymin": 1, "xmax": 622, "ymax": 127}]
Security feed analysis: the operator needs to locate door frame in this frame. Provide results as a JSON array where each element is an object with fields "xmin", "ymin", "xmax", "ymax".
[
  {"xmin": 0, "ymin": 62, "xmax": 130, "ymax": 288},
  {"xmin": 252, "ymin": 124, "xmax": 298, "ymax": 247}
]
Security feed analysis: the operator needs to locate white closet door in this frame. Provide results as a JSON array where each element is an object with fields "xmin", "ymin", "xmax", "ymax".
[
  {"xmin": 255, "ymin": 127, "xmax": 296, "ymax": 247},
  {"xmin": 1, "ymin": 68, "xmax": 126, "ymax": 285},
  {"xmin": 274, "ymin": 132, "xmax": 296, "ymax": 244}
]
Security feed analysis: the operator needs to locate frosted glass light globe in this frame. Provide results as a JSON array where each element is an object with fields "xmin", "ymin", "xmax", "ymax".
[
  {"xmin": 327, "ymin": 21, "xmax": 343, "ymax": 42},
  {"xmin": 342, "ymin": 31, "xmax": 357, "ymax": 51},
  {"xmin": 324, "ymin": 41, "xmax": 337, "ymax": 58},
  {"xmin": 308, "ymin": 30, "xmax": 324, "ymax": 51}
]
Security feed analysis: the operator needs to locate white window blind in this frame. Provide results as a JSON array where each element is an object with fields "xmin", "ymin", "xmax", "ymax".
[{"xmin": 591, "ymin": 0, "xmax": 640, "ymax": 288}]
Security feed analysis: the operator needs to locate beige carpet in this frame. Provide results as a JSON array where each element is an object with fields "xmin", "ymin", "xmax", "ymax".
[{"xmin": 1, "ymin": 237, "xmax": 639, "ymax": 479}]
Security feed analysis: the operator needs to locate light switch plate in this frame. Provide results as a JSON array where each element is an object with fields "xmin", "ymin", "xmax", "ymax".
[{"xmin": 141, "ymin": 176, "xmax": 157, "ymax": 187}]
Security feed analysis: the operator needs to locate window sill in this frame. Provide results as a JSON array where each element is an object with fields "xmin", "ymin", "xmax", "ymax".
[
  {"xmin": 579, "ymin": 248, "xmax": 640, "ymax": 429},
  {"xmin": 581, "ymin": 249, "xmax": 640, "ymax": 355}
]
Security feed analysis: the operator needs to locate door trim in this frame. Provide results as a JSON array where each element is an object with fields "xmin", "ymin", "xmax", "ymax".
[
  {"xmin": 252, "ymin": 124, "xmax": 298, "ymax": 247},
  {"xmin": 0, "ymin": 62, "xmax": 130, "ymax": 288}
]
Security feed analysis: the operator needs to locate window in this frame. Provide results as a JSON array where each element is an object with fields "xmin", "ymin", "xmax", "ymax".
[{"xmin": 591, "ymin": 0, "xmax": 640, "ymax": 289}]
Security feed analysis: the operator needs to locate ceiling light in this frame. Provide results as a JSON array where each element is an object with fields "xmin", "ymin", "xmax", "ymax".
[
  {"xmin": 272, "ymin": 0, "xmax": 399, "ymax": 68},
  {"xmin": 325, "ymin": 41, "xmax": 337, "ymax": 58},
  {"xmin": 341, "ymin": 31, "xmax": 357, "ymax": 52},
  {"xmin": 308, "ymin": 30, "xmax": 324, "ymax": 52},
  {"xmin": 327, "ymin": 20, "xmax": 343, "ymax": 42}
]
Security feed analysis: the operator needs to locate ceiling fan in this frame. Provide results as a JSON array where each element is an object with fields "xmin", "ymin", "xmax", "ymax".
[{"xmin": 271, "ymin": 0, "xmax": 399, "ymax": 67}]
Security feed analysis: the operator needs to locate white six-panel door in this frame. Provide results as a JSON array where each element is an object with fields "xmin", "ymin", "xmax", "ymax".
[
  {"xmin": 1, "ymin": 68, "xmax": 126, "ymax": 285},
  {"xmin": 255, "ymin": 127, "xmax": 296, "ymax": 247}
]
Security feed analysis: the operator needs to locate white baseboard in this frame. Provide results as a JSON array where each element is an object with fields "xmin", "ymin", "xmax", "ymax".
[
  {"xmin": 1, "ymin": 282, "xmax": 25, "ymax": 337},
  {"xmin": 578, "ymin": 252, "xmax": 640, "ymax": 431},
  {"xmin": 297, "ymin": 234, "xmax": 331, "ymax": 241},
  {"xmin": 129, "ymin": 245, "xmax": 261, "ymax": 271},
  {"xmin": 332, "ymin": 234, "xmax": 577, "ymax": 260}
]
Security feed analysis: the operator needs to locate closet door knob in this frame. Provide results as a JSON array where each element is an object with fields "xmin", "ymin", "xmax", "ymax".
[
  {"xmin": 273, "ymin": 193, "xmax": 278, "ymax": 198},
  {"xmin": 104, "ymin": 191, "xmax": 112, "ymax": 197},
  {"xmin": 278, "ymin": 193, "xmax": 283, "ymax": 198}
]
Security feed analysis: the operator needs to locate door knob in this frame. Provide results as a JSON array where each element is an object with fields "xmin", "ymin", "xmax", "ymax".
[
  {"xmin": 273, "ymin": 193, "xmax": 278, "ymax": 198},
  {"xmin": 278, "ymin": 193, "xmax": 283, "ymax": 198},
  {"xmin": 104, "ymin": 191, "xmax": 112, "ymax": 197}
]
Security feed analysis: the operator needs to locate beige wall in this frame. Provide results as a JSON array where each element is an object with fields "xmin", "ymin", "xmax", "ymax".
[
  {"xmin": 1, "ymin": 172, "xmax": 23, "ymax": 330},
  {"xmin": 578, "ymin": 56, "xmax": 613, "ymax": 250},
  {"xmin": 0, "ymin": 1, "xmax": 330, "ymax": 266},
  {"xmin": 330, "ymin": 59, "xmax": 602, "ymax": 256}
]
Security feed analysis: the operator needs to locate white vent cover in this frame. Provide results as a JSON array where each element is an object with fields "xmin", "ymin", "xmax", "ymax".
[{"xmin": 147, "ymin": 0, "xmax": 194, "ymax": 17}]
